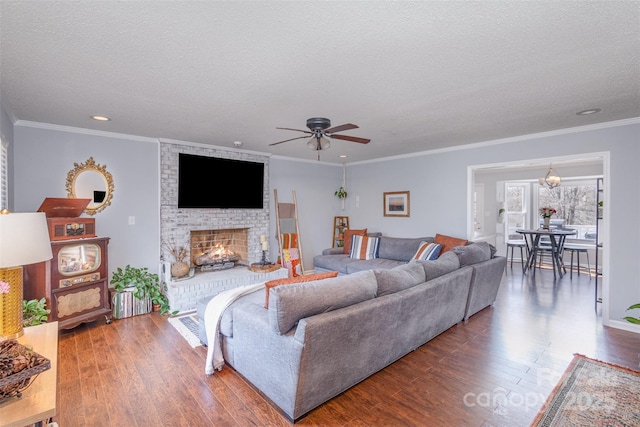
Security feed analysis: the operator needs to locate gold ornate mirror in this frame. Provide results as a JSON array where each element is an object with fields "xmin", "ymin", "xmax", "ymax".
[{"xmin": 66, "ymin": 157, "xmax": 114, "ymax": 215}]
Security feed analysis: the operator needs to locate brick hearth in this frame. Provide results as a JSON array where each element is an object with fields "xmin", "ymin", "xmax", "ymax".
[{"xmin": 166, "ymin": 266, "xmax": 288, "ymax": 313}]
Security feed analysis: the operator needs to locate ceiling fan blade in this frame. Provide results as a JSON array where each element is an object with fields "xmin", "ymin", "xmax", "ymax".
[
  {"xmin": 276, "ymin": 127, "xmax": 313, "ymax": 134},
  {"xmin": 269, "ymin": 135, "xmax": 311, "ymax": 146},
  {"xmin": 329, "ymin": 134, "xmax": 371, "ymax": 144},
  {"xmin": 325, "ymin": 123, "xmax": 358, "ymax": 133}
]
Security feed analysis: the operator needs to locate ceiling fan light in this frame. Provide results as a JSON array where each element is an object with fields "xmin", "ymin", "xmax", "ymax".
[{"xmin": 307, "ymin": 135, "xmax": 330, "ymax": 151}]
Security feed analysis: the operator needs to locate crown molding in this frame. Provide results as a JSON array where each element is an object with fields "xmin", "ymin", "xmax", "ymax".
[
  {"xmin": 347, "ymin": 117, "xmax": 640, "ymax": 166},
  {"xmin": 270, "ymin": 154, "xmax": 341, "ymax": 167},
  {"xmin": 158, "ymin": 137, "xmax": 272, "ymax": 159},
  {"xmin": 13, "ymin": 117, "xmax": 639, "ymax": 167},
  {"xmin": 14, "ymin": 120, "xmax": 159, "ymax": 143}
]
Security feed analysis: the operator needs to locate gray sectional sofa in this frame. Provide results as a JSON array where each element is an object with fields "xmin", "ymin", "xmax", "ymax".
[
  {"xmin": 208, "ymin": 237, "xmax": 506, "ymax": 421},
  {"xmin": 313, "ymin": 235, "xmax": 434, "ymax": 275}
]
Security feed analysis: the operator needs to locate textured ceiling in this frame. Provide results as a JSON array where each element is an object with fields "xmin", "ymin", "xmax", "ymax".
[{"xmin": 1, "ymin": 1, "xmax": 639, "ymax": 164}]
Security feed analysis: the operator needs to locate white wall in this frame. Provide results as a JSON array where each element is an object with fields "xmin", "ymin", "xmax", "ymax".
[
  {"xmin": 340, "ymin": 122, "xmax": 640, "ymax": 331},
  {"xmin": 13, "ymin": 124, "xmax": 160, "ymax": 276},
  {"xmin": 269, "ymin": 157, "xmax": 342, "ymax": 271}
]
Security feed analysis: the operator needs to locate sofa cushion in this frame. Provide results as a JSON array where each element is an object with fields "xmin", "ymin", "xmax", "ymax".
[
  {"xmin": 264, "ymin": 271, "xmax": 339, "ymax": 308},
  {"xmin": 312, "ymin": 253, "xmax": 356, "ymax": 275},
  {"xmin": 349, "ymin": 235, "xmax": 380, "ymax": 260},
  {"xmin": 453, "ymin": 241, "xmax": 492, "ymax": 267},
  {"xmin": 411, "ymin": 241, "xmax": 442, "ymax": 261},
  {"xmin": 374, "ymin": 262, "xmax": 426, "ymax": 297},
  {"xmin": 343, "ymin": 229, "xmax": 367, "ymax": 254},
  {"xmin": 416, "ymin": 250, "xmax": 461, "ymax": 281},
  {"xmin": 377, "ymin": 236, "xmax": 432, "ymax": 262},
  {"xmin": 269, "ymin": 270, "xmax": 377, "ymax": 334},
  {"xmin": 345, "ymin": 258, "xmax": 407, "ymax": 274},
  {"xmin": 219, "ymin": 288, "xmax": 264, "ymax": 338},
  {"xmin": 434, "ymin": 233, "xmax": 468, "ymax": 254},
  {"xmin": 488, "ymin": 243, "xmax": 498, "ymax": 258}
]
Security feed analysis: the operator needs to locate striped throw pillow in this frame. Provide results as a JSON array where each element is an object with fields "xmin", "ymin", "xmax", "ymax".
[
  {"xmin": 349, "ymin": 235, "xmax": 380, "ymax": 260},
  {"xmin": 412, "ymin": 241, "xmax": 442, "ymax": 261}
]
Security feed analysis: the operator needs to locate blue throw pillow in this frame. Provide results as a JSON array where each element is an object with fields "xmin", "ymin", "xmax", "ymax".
[{"xmin": 411, "ymin": 241, "xmax": 442, "ymax": 261}]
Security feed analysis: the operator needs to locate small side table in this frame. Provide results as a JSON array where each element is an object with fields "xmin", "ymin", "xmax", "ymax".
[{"xmin": 0, "ymin": 322, "xmax": 58, "ymax": 427}]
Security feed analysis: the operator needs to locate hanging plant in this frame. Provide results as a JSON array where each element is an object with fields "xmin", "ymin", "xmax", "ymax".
[{"xmin": 334, "ymin": 186, "xmax": 348, "ymax": 199}]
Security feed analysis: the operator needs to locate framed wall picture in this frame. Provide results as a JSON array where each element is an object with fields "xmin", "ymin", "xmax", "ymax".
[{"xmin": 383, "ymin": 191, "xmax": 410, "ymax": 217}]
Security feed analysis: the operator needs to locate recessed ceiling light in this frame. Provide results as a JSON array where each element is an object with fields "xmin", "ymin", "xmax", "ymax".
[
  {"xmin": 339, "ymin": 155, "xmax": 347, "ymax": 158},
  {"xmin": 91, "ymin": 115, "xmax": 111, "ymax": 121},
  {"xmin": 576, "ymin": 108, "xmax": 601, "ymax": 116}
]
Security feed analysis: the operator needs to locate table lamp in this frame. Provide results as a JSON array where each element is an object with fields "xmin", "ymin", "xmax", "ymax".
[{"xmin": 0, "ymin": 210, "xmax": 53, "ymax": 339}]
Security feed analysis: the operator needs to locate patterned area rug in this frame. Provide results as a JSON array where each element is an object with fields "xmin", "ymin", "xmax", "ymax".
[
  {"xmin": 531, "ymin": 354, "xmax": 640, "ymax": 426},
  {"xmin": 168, "ymin": 314, "xmax": 202, "ymax": 348}
]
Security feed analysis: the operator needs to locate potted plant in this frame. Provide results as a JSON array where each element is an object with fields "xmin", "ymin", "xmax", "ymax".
[
  {"xmin": 624, "ymin": 303, "xmax": 640, "ymax": 324},
  {"xmin": 22, "ymin": 298, "xmax": 50, "ymax": 327},
  {"xmin": 110, "ymin": 265, "xmax": 174, "ymax": 315},
  {"xmin": 334, "ymin": 186, "xmax": 348, "ymax": 199}
]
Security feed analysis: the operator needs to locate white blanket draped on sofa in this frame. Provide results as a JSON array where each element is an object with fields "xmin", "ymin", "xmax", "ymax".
[{"xmin": 204, "ymin": 282, "xmax": 265, "ymax": 375}]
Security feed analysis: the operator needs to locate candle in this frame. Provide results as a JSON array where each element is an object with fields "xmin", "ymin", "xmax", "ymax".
[
  {"xmin": 260, "ymin": 235, "xmax": 266, "ymax": 243},
  {"xmin": 262, "ymin": 240, "xmax": 268, "ymax": 251}
]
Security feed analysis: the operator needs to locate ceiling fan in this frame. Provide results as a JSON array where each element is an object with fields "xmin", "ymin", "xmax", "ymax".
[{"xmin": 270, "ymin": 117, "xmax": 370, "ymax": 159}]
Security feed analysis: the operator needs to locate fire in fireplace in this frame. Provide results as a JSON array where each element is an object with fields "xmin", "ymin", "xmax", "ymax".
[
  {"xmin": 194, "ymin": 243, "xmax": 240, "ymax": 271},
  {"xmin": 190, "ymin": 228, "xmax": 248, "ymax": 271}
]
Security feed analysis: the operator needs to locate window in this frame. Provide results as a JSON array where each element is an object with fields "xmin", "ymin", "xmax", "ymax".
[
  {"xmin": 0, "ymin": 139, "xmax": 7, "ymax": 210},
  {"xmin": 504, "ymin": 182, "xmax": 529, "ymax": 240},
  {"xmin": 503, "ymin": 179, "xmax": 598, "ymax": 242},
  {"xmin": 537, "ymin": 180, "xmax": 598, "ymax": 240}
]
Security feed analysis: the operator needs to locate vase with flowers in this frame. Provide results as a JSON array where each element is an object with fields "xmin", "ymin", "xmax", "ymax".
[{"xmin": 539, "ymin": 207, "xmax": 557, "ymax": 230}]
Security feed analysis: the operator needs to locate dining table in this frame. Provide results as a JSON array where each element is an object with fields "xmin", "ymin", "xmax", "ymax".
[{"xmin": 516, "ymin": 228, "xmax": 577, "ymax": 278}]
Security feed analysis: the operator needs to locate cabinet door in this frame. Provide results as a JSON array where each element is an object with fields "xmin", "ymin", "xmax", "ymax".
[
  {"xmin": 23, "ymin": 236, "xmax": 111, "ymax": 329},
  {"xmin": 51, "ymin": 279, "xmax": 111, "ymax": 329}
]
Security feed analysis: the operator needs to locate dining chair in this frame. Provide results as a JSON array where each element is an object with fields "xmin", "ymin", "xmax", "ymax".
[
  {"xmin": 563, "ymin": 244, "xmax": 591, "ymax": 279},
  {"xmin": 506, "ymin": 234, "xmax": 528, "ymax": 273},
  {"xmin": 536, "ymin": 240, "xmax": 567, "ymax": 274}
]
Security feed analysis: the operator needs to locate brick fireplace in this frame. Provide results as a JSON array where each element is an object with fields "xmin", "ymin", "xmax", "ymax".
[
  {"xmin": 159, "ymin": 141, "xmax": 270, "ymax": 267},
  {"xmin": 160, "ymin": 141, "xmax": 281, "ymax": 312}
]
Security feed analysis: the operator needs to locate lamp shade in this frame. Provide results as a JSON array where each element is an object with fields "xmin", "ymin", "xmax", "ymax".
[{"xmin": 0, "ymin": 212, "xmax": 53, "ymax": 268}]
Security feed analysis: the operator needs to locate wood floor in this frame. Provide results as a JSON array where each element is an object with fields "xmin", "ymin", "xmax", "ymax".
[{"xmin": 55, "ymin": 264, "xmax": 640, "ymax": 427}]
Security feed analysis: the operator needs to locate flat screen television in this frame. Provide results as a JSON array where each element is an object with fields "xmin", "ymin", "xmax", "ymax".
[{"xmin": 178, "ymin": 153, "xmax": 264, "ymax": 209}]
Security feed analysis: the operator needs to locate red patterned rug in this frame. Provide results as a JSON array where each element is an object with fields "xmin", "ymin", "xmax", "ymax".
[{"xmin": 531, "ymin": 354, "xmax": 640, "ymax": 426}]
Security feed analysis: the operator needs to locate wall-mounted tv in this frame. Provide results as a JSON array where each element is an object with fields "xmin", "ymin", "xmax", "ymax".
[{"xmin": 178, "ymin": 153, "xmax": 264, "ymax": 209}]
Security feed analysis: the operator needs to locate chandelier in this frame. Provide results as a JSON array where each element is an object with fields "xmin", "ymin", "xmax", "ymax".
[{"xmin": 539, "ymin": 163, "xmax": 561, "ymax": 189}]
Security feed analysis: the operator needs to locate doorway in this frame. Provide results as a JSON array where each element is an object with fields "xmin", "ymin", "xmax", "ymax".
[{"xmin": 468, "ymin": 153, "xmax": 608, "ymax": 316}]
